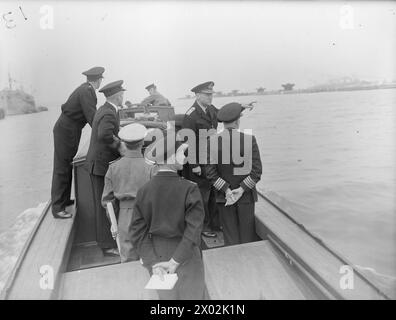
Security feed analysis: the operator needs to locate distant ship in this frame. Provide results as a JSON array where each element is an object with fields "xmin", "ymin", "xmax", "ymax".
[{"xmin": 0, "ymin": 73, "xmax": 47, "ymax": 119}]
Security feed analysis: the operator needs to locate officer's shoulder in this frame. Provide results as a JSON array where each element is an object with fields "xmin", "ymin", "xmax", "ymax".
[
  {"xmin": 183, "ymin": 179, "xmax": 199, "ymax": 190},
  {"xmin": 179, "ymin": 176, "xmax": 197, "ymax": 185},
  {"xmin": 79, "ymin": 82, "xmax": 93, "ymax": 92}
]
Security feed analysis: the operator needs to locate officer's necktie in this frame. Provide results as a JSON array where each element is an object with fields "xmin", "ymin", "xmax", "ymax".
[{"xmin": 205, "ymin": 108, "xmax": 211, "ymax": 120}]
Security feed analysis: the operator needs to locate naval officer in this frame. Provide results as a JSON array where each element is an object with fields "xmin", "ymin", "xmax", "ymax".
[
  {"xmin": 182, "ymin": 81, "xmax": 219, "ymax": 238},
  {"xmin": 205, "ymin": 102, "xmax": 262, "ymax": 246},
  {"xmin": 51, "ymin": 66, "xmax": 105, "ymax": 219},
  {"xmin": 131, "ymin": 132, "xmax": 206, "ymax": 300},
  {"xmin": 102, "ymin": 123, "xmax": 153, "ymax": 262},
  {"xmin": 86, "ymin": 80, "xmax": 126, "ymax": 256}
]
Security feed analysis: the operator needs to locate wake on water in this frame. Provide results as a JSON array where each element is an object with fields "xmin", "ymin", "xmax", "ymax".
[
  {"xmin": 0, "ymin": 199, "xmax": 394, "ymax": 299},
  {"xmin": 0, "ymin": 202, "xmax": 48, "ymax": 295}
]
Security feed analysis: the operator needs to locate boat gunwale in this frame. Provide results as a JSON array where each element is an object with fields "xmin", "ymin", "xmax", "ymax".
[
  {"xmin": 2, "ymin": 190, "xmax": 390, "ymax": 299},
  {"xmin": 256, "ymin": 190, "xmax": 390, "ymax": 300}
]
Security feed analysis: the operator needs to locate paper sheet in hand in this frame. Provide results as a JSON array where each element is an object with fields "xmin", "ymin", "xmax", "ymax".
[{"xmin": 145, "ymin": 274, "xmax": 178, "ymax": 290}]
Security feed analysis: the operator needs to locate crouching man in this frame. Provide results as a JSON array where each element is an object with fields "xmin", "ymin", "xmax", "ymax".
[
  {"xmin": 102, "ymin": 123, "xmax": 153, "ymax": 262},
  {"xmin": 131, "ymin": 131, "xmax": 206, "ymax": 300}
]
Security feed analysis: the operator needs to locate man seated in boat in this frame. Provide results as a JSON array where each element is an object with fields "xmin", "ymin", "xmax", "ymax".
[
  {"xmin": 206, "ymin": 102, "xmax": 262, "ymax": 246},
  {"xmin": 131, "ymin": 131, "xmax": 206, "ymax": 300},
  {"xmin": 140, "ymin": 83, "xmax": 171, "ymax": 107},
  {"xmin": 101, "ymin": 123, "xmax": 153, "ymax": 262}
]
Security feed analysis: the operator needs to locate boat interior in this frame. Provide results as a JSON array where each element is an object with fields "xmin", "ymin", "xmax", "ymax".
[{"xmin": 1, "ymin": 106, "xmax": 391, "ymax": 300}]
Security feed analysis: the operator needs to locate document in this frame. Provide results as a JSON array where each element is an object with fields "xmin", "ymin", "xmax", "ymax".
[{"xmin": 145, "ymin": 273, "xmax": 178, "ymax": 290}]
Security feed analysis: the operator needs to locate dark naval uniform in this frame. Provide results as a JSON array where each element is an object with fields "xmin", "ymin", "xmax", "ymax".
[
  {"xmin": 206, "ymin": 103, "xmax": 262, "ymax": 246},
  {"xmin": 86, "ymin": 80, "xmax": 125, "ymax": 250},
  {"xmin": 131, "ymin": 171, "xmax": 205, "ymax": 300},
  {"xmin": 182, "ymin": 81, "xmax": 219, "ymax": 234},
  {"xmin": 51, "ymin": 66, "xmax": 104, "ymax": 217}
]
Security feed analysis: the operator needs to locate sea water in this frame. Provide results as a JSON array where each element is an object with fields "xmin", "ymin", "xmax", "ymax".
[{"xmin": 0, "ymin": 89, "xmax": 395, "ymax": 294}]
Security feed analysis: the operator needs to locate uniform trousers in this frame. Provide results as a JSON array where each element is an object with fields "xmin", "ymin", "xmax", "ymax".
[
  {"xmin": 118, "ymin": 200, "xmax": 139, "ymax": 262},
  {"xmin": 90, "ymin": 174, "xmax": 117, "ymax": 250},
  {"xmin": 218, "ymin": 202, "xmax": 260, "ymax": 246},
  {"xmin": 51, "ymin": 114, "xmax": 82, "ymax": 214}
]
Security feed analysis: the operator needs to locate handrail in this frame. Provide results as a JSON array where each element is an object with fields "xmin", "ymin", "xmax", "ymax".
[{"xmin": 256, "ymin": 190, "xmax": 390, "ymax": 299}]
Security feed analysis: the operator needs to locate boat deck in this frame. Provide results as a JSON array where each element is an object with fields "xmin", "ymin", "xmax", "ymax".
[
  {"xmin": 60, "ymin": 260, "xmax": 158, "ymax": 300},
  {"xmin": 67, "ymin": 244, "xmax": 120, "ymax": 272},
  {"xmin": 2, "ymin": 190, "xmax": 391, "ymax": 300},
  {"xmin": 1, "ymin": 202, "xmax": 75, "ymax": 300}
]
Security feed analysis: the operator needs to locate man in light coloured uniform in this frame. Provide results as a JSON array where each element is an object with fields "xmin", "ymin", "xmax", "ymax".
[{"xmin": 102, "ymin": 123, "xmax": 153, "ymax": 262}]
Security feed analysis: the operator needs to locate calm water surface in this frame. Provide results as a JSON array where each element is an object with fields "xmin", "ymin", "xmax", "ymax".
[{"xmin": 0, "ymin": 89, "xmax": 395, "ymax": 290}]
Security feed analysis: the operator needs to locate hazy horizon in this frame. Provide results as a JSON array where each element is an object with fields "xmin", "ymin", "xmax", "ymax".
[{"xmin": 1, "ymin": 0, "xmax": 395, "ymax": 106}]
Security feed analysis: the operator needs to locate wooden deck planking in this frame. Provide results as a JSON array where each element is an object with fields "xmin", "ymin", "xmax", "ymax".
[
  {"xmin": 5, "ymin": 204, "xmax": 75, "ymax": 299},
  {"xmin": 254, "ymin": 194, "xmax": 387, "ymax": 300},
  {"xmin": 203, "ymin": 240, "xmax": 306, "ymax": 300},
  {"xmin": 60, "ymin": 261, "xmax": 158, "ymax": 300},
  {"xmin": 67, "ymin": 244, "xmax": 120, "ymax": 272}
]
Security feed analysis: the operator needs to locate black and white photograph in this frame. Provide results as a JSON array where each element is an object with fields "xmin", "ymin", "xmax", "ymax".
[{"xmin": 0, "ymin": 0, "xmax": 395, "ymax": 303}]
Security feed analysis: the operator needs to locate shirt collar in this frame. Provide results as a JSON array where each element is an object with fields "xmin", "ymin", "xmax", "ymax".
[
  {"xmin": 124, "ymin": 149, "xmax": 143, "ymax": 158},
  {"xmin": 196, "ymin": 100, "xmax": 207, "ymax": 113}
]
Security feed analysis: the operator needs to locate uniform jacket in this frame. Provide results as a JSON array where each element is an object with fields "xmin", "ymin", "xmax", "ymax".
[
  {"xmin": 182, "ymin": 101, "xmax": 218, "ymax": 168},
  {"xmin": 61, "ymin": 82, "xmax": 97, "ymax": 127},
  {"xmin": 141, "ymin": 92, "xmax": 171, "ymax": 106},
  {"xmin": 86, "ymin": 102, "xmax": 120, "ymax": 176},
  {"xmin": 131, "ymin": 171, "xmax": 204, "ymax": 268},
  {"xmin": 101, "ymin": 149, "xmax": 153, "ymax": 209},
  {"xmin": 205, "ymin": 129, "xmax": 262, "ymax": 203}
]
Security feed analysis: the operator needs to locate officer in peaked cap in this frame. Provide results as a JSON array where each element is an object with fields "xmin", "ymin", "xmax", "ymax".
[
  {"xmin": 182, "ymin": 81, "xmax": 220, "ymax": 238},
  {"xmin": 145, "ymin": 83, "xmax": 156, "ymax": 91},
  {"xmin": 141, "ymin": 83, "xmax": 171, "ymax": 107},
  {"xmin": 86, "ymin": 80, "xmax": 126, "ymax": 256},
  {"xmin": 82, "ymin": 66, "xmax": 105, "ymax": 81},
  {"xmin": 99, "ymin": 80, "xmax": 126, "ymax": 97},
  {"xmin": 206, "ymin": 102, "xmax": 262, "ymax": 246},
  {"xmin": 51, "ymin": 66, "xmax": 105, "ymax": 219},
  {"xmin": 102, "ymin": 123, "xmax": 153, "ymax": 262}
]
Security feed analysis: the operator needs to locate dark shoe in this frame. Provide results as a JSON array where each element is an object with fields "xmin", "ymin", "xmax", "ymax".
[
  {"xmin": 202, "ymin": 231, "xmax": 217, "ymax": 238},
  {"xmin": 65, "ymin": 199, "xmax": 75, "ymax": 207},
  {"xmin": 53, "ymin": 210, "xmax": 73, "ymax": 219},
  {"xmin": 103, "ymin": 248, "xmax": 120, "ymax": 257}
]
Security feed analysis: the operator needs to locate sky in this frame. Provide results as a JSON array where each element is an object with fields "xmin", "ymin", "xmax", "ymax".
[{"xmin": 0, "ymin": 0, "xmax": 395, "ymax": 106}]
